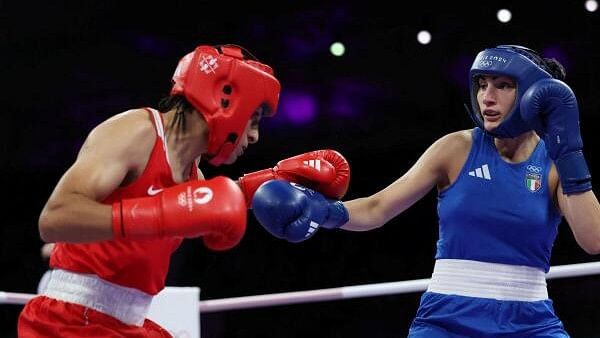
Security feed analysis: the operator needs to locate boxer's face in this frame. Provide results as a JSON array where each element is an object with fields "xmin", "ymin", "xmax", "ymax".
[
  {"xmin": 476, "ymin": 75, "xmax": 517, "ymax": 132},
  {"xmin": 222, "ymin": 107, "xmax": 263, "ymax": 165}
]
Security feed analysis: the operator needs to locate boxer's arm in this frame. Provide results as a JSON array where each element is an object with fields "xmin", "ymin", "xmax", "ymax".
[
  {"xmin": 557, "ymin": 180, "xmax": 600, "ymax": 254},
  {"xmin": 341, "ymin": 132, "xmax": 463, "ymax": 231},
  {"xmin": 39, "ymin": 109, "xmax": 155, "ymax": 243}
]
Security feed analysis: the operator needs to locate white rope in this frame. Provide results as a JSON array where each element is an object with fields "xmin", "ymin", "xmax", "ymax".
[
  {"xmin": 198, "ymin": 278, "xmax": 431, "ymax": 313},
  {"xmin": 1, "ymin": 261, "xmax": 599, "ymax": 313},
  {"xmin": 546, "ymin": 261, "xmax": 600, "ymax": 279},
  {"xmin": 0, "ymin": 292, "xmax": 35, "ymax": 306}
]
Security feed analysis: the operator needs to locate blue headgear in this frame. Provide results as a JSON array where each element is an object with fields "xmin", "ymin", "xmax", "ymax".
[{"xmin": 468, "ymin": 45, "xmax": 553, "ymax": 138}]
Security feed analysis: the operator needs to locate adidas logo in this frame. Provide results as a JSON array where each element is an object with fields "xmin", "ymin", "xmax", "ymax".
[
  {"xmin": 305, "ymin": 221, "xmax": 319, "ymax": 237},
  {"xmin": 303, "ymin": 159, "xmax": 321, "ymax": 171},
  {"xmin": 468, "ymin": 164, "xmax": 491, "ymax": 180}
]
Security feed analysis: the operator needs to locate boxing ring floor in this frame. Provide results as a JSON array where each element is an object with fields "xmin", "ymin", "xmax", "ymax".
[{"xmin": 1, "ymin": 261, "xmax": 599, "ymax": 337}]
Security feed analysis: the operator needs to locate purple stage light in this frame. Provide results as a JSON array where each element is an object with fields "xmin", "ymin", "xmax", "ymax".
[
  {"xmin": 279, "ymin": 90, "xmax": 318, "ymax": 124},
  {"xmin": 329, "ymin": 79, "xmax": 376, "ymax": 118}
]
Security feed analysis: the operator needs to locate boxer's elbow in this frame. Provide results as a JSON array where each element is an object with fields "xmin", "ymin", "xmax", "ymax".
[
  {"xmin": 38, "ymin": 203, "xmax": 65, "ymax": 243},
  {"xmin": 582, "ymin": 239, "xmax": 600, "ymax": 255},
  {"xmin": 574, "ymin": 232, "xmax": 600, "ymax": 255},
  {"xmin": 39, "ymin": 211, "xmax": 55, "ymax": 243}
]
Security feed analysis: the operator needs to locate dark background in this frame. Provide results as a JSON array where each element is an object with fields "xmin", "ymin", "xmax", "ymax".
[{"xmin": 2, "ymin": 1, "xmax": 599, "ymax": 337}]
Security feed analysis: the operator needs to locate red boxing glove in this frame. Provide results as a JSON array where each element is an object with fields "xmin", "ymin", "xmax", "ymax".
[
  {"xmin": 238, "ymin": 149, "xmax": 350, "ymax": 207},
  {"xmin": 112, "ymin": 176, "xmax": 246, "ymax": 251}
]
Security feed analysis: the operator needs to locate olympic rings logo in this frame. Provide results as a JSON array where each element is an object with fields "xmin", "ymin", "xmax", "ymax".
[{"xmin": 527, "ymin": 165, "xmax": 542, "ymax": 173}]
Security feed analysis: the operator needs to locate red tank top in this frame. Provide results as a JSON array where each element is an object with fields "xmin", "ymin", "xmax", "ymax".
[{"xmin": 50, "ymin": 108, "xmax": 198, "ymax": 295}]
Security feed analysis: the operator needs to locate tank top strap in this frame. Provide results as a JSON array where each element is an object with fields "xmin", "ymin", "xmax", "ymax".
[{"xmin": 144, "ymin": 107, "xmax": 170, "ymax": 166}]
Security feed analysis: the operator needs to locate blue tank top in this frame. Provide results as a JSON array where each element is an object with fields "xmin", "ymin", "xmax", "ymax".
[{"xmin": 436, "ymin": 128, "xmax": 562, "ymax": 272}]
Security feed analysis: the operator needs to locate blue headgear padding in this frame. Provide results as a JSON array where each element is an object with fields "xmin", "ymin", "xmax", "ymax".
[{"xmin": 468, "ymin": 45, "xmax": 553, "ymax": 138}]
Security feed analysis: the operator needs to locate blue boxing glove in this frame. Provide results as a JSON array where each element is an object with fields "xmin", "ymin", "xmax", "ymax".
[
  {"xmin": 251, "ymin": 180, "xmax": 349, "ymax": 243},
  {"xmin": 521, "ymin": 78, "xmax": 592, "ymax": 194}
]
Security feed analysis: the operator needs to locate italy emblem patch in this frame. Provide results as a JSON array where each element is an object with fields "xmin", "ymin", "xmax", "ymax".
[{"xmin": 525, "ymin": 165, "xmax": 543, "ymax": 192}]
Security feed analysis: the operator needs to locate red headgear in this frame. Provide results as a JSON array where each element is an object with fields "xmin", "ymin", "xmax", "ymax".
[{"xmin": 171, "ymin": 45, "xmax": 280, "ymax": 166}]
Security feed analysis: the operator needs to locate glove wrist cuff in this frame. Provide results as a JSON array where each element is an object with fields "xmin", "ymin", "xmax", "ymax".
[
  {"xmin": 239, "ymin": 169, "xmax": 275, "ymax": 207},
  {"xmin": 322, "ymin": 200, "xmax": 349, "ymax": 229},
  {"xmin": 112, "ymin": 202, "xmax": 124, "ymax": 239},
  {"xmin": 556, "ymin": 151, "xmax": 592, "ymax": 194}
]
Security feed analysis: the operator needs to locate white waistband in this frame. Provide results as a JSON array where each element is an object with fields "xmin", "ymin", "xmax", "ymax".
[
  {"xmin": 43, "ymin": 269, "xmax": 153, "ymax": 326},
  {"xmin": 427, "ymin": 259, "xmax": 548, "ymax": 301}
]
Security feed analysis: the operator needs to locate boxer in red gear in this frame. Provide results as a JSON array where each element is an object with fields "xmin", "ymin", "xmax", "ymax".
[
  {"xmin": 19, "ymin": 43, "xmax": 351, "ymax": 337},
  {"xmin": 18, "ymin": 44, "xmax": 279, "ymax": 337}
]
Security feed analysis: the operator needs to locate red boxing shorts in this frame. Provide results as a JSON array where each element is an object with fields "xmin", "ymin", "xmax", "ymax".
[
  {"xmin": 18, "ymin": 269, "xmax": 173, "ymax": 337},
  {"xmin": 18, "ymin": 296, "xmax": 172, "ymax": 338}
]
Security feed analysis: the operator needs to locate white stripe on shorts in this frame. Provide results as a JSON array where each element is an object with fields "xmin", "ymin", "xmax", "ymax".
[{"xmin": 43, "ymin": 269, "xmax": 153, "ymax": 326}]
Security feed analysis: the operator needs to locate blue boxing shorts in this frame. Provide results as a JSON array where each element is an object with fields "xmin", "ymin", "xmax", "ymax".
[{"xmin": 407, "ymin": 292, "xmax": 569, "ymax": 338}]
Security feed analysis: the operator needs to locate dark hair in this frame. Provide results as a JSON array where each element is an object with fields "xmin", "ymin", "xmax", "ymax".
[
  {"xmin": 215, "ymin": 44, "xmax": 260, "ymax": 62},
  {"xmin": 543, "ymin": 57, "xmax": 566, "ymax": 80},
  {"xmin": 507, "ymin": 45, "xmax": 566, "ymax": 80},
  {"xmin": 157, "ymin": 95, "xmax": 195, "ymax": 133}
]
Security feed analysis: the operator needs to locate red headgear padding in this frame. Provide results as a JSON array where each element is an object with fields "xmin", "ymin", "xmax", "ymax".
[{"xmin": 171, "ymin": 45, "xmax": 280, "ymax": 166}]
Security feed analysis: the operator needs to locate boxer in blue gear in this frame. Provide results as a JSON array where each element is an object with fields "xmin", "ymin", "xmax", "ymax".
[{"xmin": 251, "ymin": 44, "xmax": 598, "ymax": 337}]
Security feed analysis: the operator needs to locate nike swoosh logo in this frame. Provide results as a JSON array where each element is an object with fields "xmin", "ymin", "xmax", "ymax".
[{"xmin": 147, "ymin": 185, "xmax": 164, "ymax": 196}]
